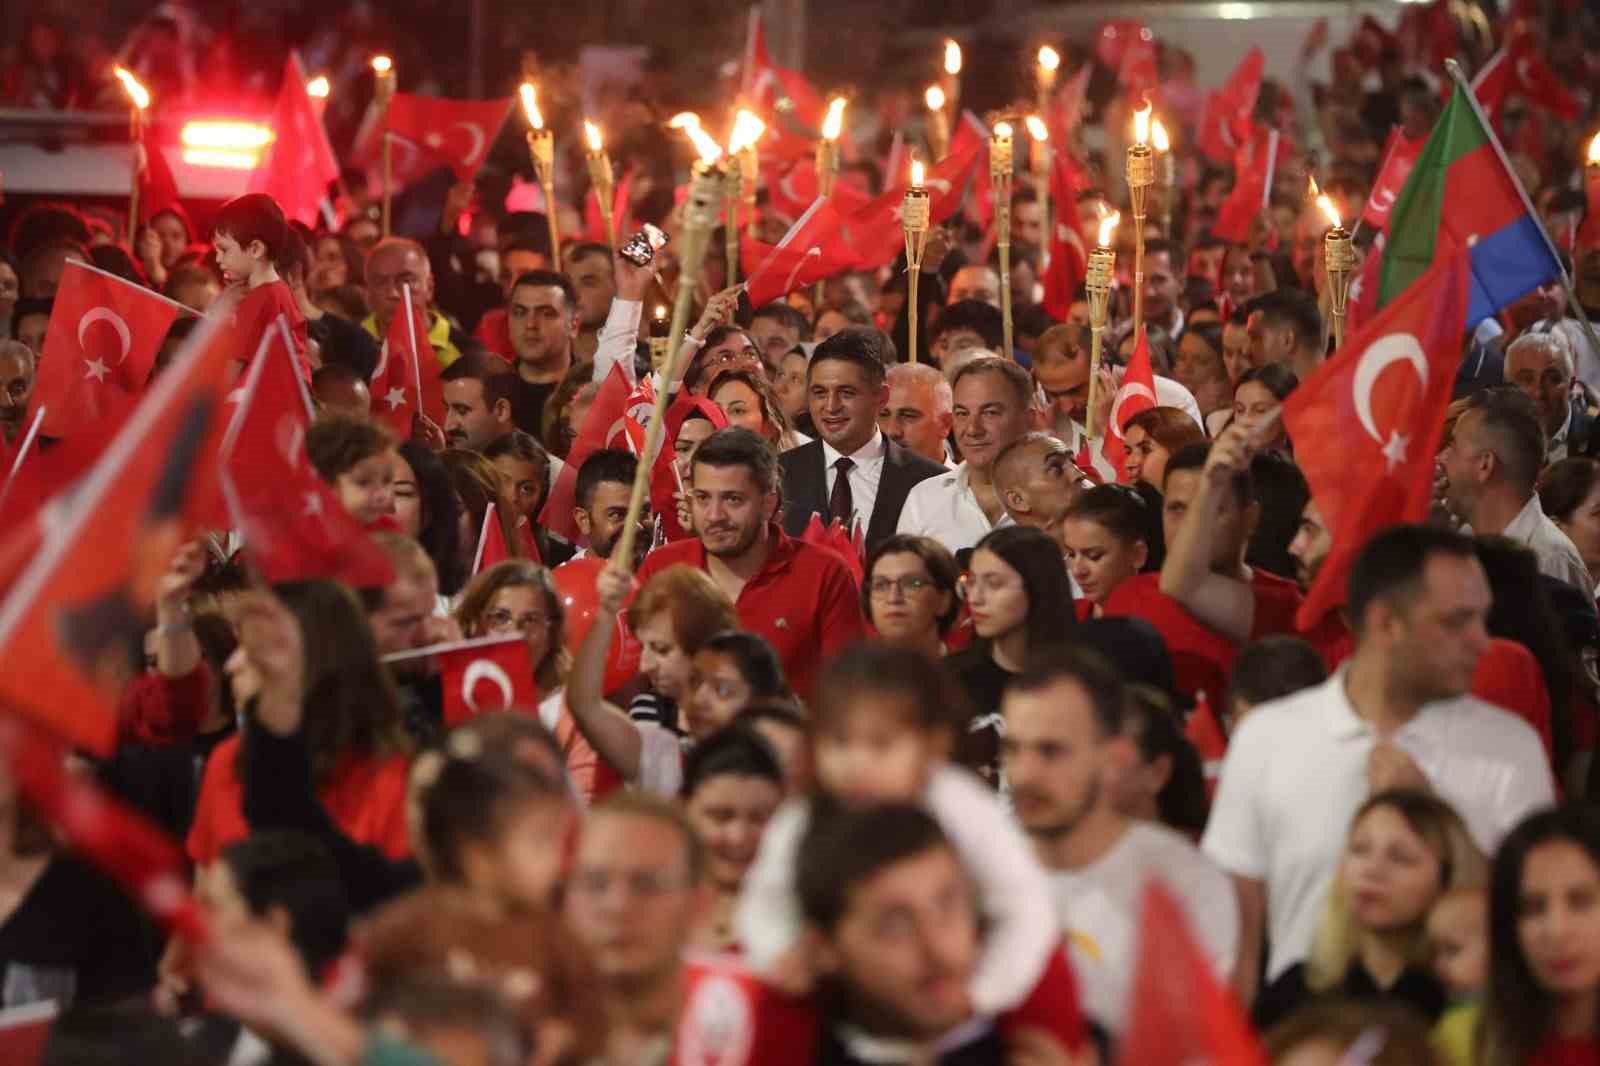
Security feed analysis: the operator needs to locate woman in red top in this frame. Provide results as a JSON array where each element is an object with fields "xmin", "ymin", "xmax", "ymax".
[
  {"xmin": 1061, "ymin": 485, "xmax": 1160, "ymax": 619},
  {"xmin": 187, "ymin": 580, "xmax": 412, "ymax": 866},
  {"xmin": 1483, "ymin": 805, "xmax": 1600, "ymax": 1066}
]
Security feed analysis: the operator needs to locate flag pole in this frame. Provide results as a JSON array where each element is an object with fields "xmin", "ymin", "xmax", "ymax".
[
  {"xmin": 1442, "ymin": 58, "xmax": 1600, "ymax": 360},
  {"xmin": 372, "ymin": 57, "xmax": 397, "ymax": 237},
  {"xmin": 403, "ymin": 284, "xmax": 423, "ymax": 411}
]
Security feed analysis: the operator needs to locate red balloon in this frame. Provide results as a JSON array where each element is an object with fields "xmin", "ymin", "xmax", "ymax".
[{"xmin": 551, "ymin": 557, "xmax": 641, "ymax": 695}]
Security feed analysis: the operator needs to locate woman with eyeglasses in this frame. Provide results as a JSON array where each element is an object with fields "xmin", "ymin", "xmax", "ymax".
[
  {"xmin": 710, "ymin": 368, "xmax": 810, "ymax": 454},
  {"xmin": 684, "ymin": 325, "xmax": 766, "ymax": 396},
  {"xmin": 454, "ymin": 560, "xmax": 614, "ymax": 801},
  {"xmin": 949, "ymin": 526, "xmax": 1078, "ymax": 782},
  {"xmin": 861, "ymin": 534, "xmax": 962, "ymax": 658},
  {"xmin": 1061, "ymin": 485, "xmax": 1160, "ymax": 619}
]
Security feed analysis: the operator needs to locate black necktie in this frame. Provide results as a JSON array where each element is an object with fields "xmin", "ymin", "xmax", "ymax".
[{"xmin": 829, "ymin": 456, "xmax": 855, "ymax": 526}]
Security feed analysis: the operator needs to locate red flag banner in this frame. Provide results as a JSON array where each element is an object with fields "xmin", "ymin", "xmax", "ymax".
[
  {"xmin": 383, "ymin": 93, "xmax": 515, "ymax": 184},
  {"xmin": 29, "ymin": 259, "xmax": 185, "ymax": 440},
  {"xmin": 247, "ymin": 53, "xmax": 340, "ymax": 227},
  {"xmin": 1197, "ymin": 47, "xmax": 1264, "ymax": 166},
  {"xmin": 1283, "ymin": 252, "xmax": 1470, "ymax": 631},
  {"xmin": 1472, "ymin": 40, "xmax": 1580, "ymax": 124},
  {"xmin": 1360, "ymin": 127, "xmax": 1425, "ymax": 232},
  {"xmin": 741, "ymin": 197, "xmax": 859, "ymax": 308},
  {"xmin": 137, "ymin": 125, "xmax": 181, "ymax": 225},
  {"xmin": 385, "ymin": 635, "xmax": 539, "ymax": 728},
  {"xmin": 1212, "ymin": 128, "xmax": 1279, "ymax": 243},
  {"xmin": 844, "ymin": 114, "xmax": 987, "ymax": 269},
  {"xmin": 371, "ymin": 284, "xmax": 442, "ymax": 437},
  {"xmin": 539, "ymin": 365, "xmax": 635, "ymax": 543},
  {"xmin": 1041, "ymin": 152, "xmax": 1092, "ymax": 321}
]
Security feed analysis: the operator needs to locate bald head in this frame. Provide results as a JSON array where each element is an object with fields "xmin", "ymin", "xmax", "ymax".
[
  {"xmin": 948, "ymin": 265, "xmax": 1001, "ymax": 308},
  {"xmin": 994, "ymin": 431, "xmax": 1084, "ymax": 529}
]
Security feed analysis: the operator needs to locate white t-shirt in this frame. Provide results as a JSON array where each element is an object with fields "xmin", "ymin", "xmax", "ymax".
[
  {"xmin": 1049, "ymin": 823, "xmax": 1238, "ymax": 1035},
  {"xmin": 1201, "ymin": 668, "xmax": 1554, "ymax": 981}
]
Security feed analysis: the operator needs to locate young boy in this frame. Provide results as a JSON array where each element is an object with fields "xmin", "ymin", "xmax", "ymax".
[
  {"xmin": 1428, "ymin": 886, "xmax": 1488, "ymax": 1066},
  {"xmin": 305, "ymin": 413, "xmax": 397, "ymax": 529},
  {"xmin": 211, "ymin": 193, "xmax": 309, "ymax": 376}
]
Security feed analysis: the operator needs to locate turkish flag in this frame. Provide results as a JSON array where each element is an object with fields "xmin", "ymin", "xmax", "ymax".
[
  {"xmin": 137, "ymin": 125, "xmax": 181, "ymax": 225},
  {"xmin": 799, "ymin": 513, "xmax": 864, "ymax": 586},
  {"xmin": 1473, "ymin": 40, "xmax": 1580, "ymax": 124},
  {"xmin": 222, "ymin": 316, "xmax": 393, "ymax": 588},
  {"xmin": 383, "ymin": 93, "xmax": 514, "ymax": 184},
  {"xmin": 371, "ymin": 284, "xmax": 443, "ymax": 437},
  {"xmin": 844, "ymin": 114, "xmax": 986, "ymax": 269},
  {"xmin": 672, "ymin": 953, "xmax": 819, "ymax": 1066},
  {"xmin": 1041, "ymin": 152, "xmax": 1092, "ymax": 322},
  {"xmin": 742, "ymin": 197, "xmax": 859, "ymax": 308},
  {"xmin": 1050, "ymin": 64, "xmax": 1093, "ymax": 145},
  {"xmin": 1102, "ymin": 328, "xmax": 1159, "ymax": 482},
  {"xmin": 741, "ymin": 9, "xmax": 830, "ymax": 165},
  {"xmin": 1197, "ymin": 47, "xmax": 1264, "ymax": 166},
  {"xmin": 761, "ymin": 157, "xmax": 872, "ymax": 225},
  {"xmin": 539, "ymin": 365, "xmax": 634, "ymax": 543},
  {"xmin": 30, "ymin": 259, "xmax": 182, "ymax": 440},
  {"xmin": 1283, "ymin": 251, "xmax": 1469, "ymax": 631},
  {"xmin": 472, "ymin": 503, "xmax": 515, "ymax": 577},
  {"xmin": 1345, "ymin": 232, "xmax": 1385, "ymax": 335},
  {"xmin": 1360, "ymin": 127, "xmax": 1425, "ymax": 232},
  {"xmin": 0, "ymin": 312, "xmax": 234, "ymax": 755},
  {"xmin": 651, "ymin": 394, "xmax": 728, "ymax": 545},
  {"xmin": 585, "ymin": 166, "xmax": 635, "ymax": 245},
  {"xmin": 1115, "ymin": 883, "xmax": 1268, "ymax": 1066},
  {"xmin": 247, "ymin": 53, "xmax": 340, "ymax": 227},
  {"xmin": 430, "ymin": 636, "xmax": 540, "ymax": 728},
  {"xmin": 0, "ymin": 715, "xmax": 207, "ymax": 943},
  {"xmin": 1212, "ymin": 128, "xmax": 1279, "ymax": 243}
]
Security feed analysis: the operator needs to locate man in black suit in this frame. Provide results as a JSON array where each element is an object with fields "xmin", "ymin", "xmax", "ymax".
[{"xmin": 780, "ymin": 328, "xmax": 947, "ymax": 555}]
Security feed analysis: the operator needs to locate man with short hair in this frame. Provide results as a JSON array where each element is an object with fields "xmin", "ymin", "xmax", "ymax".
[
  {"xmin": 565, "ymin": 795, "xmax": 709, "ymax": 1066},
  {"xmin": 1030, "ymin": 324, "xmax": 1204, "ymax": 452},
  {"xmin": 751, "ymin": 302, "xmax": 813, "ymax": 370},
  {"xmin": 473, "ymin": 236, "xmax": 551, "ymax": 360},
  {"xmin": 947, "ymin": 264, "xmax": 1002, "ymax": 308},
  {"xmin": 634, "ymin": 428, "xmax": 864, "ymax": 696},
  {"xmin": 1002, "ymin": 647, "xmax": 1238, "ymax": 1036},
  {"xmin": 898, "ymin": 357, "xmax": 1038, "ymax": 553},
  {"xmin": 1203, "ymin": 524, "xmax": 1554, "ymax": 1006},
  {"xmin": 564, "ymin": 242, "xmax": 618, "ymax": 361},
  {"xmin": 570, "ymin": 448, "xmax": 649, "ymax": 567},
  {"xmin": 993, "ymin": 432, "xmax": 1091, "ymax": 531},
  {"xmin": 1137, "ymin": 238, "xmax": 1185, "ymax": 339},
  {"xmin": 439, "ymin": 353, "xmax": 517, "ymax": 450},
  {"xmin": 929, "ymin": 300, "xmax": 1005, "ymax": 370},
  {"xmin": 1505, "ymin": 331, "xmax": 1593, "ymax": 461},
  {"xmin": 361, "ymin": 238, "xmax": 475, "ymax": 369},
  {"xmin": 881, "ymin": 363, "xmax": 956, "ymax": 467},
  {"xmin": 779, "ymin": 328, "xmax": 947, "ymax": 554},
  {"xmin": 504, "ymin": 270, "xmax": 581, "ymax": 434},
  {"xmin": 0, "ymin": 340, "xmax": 35, "ymax": 445},
  {"xmin": 1439, "ymin": 386, "xmax": 1591, "ymax": 590},
  {"xmin": 310, "ymin": 363, "xmax": 371, "ymax": 419},
  {"xmin": 1012, "ymin": 187, "xmax": 1045, "ymax": 248},
  {"xmin": 1245, "ymin": 289, "xmax": 1324, "ymax": 380}
]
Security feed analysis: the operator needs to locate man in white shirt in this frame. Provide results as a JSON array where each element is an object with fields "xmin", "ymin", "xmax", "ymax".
[
  {"xmin": 1003, "ymin": 647, "xmax": 1238, "ymax": 1038},
  {"xmin": 1031, "ymin": 324, "xmax": 1203, "ymax": 454},
  {"xmin": 881, "ymin": 363, "xmax": 956, "ymax": 467},
  {"xmin": 898, "ymin": 356, "xmax": 1036, "ymax": 554},
  {"xmin": 1202, "ymin": 524, "xmax": 1554, "ymax": 1007},
  {"xmin": 1438, "ymin": 385, "xmax": 1592, "ymax": 591}
]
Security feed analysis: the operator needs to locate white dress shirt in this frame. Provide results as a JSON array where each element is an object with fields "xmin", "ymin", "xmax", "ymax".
[
  {"xmin": 820, "ymin": 431, "xmax": 887, "ymax": 534},
  {"xmin": 896, "ymin": 462, "xmax": 1013, "ymax": 554},
  {"xmin": 1503, "ymin": 491, "xmax": 1594, "ymax": 592},
  {"xmin": 592, "ymin": 298, "xmax": 642, "ymax": 385},
  {"xmin": 1202, "ymin": 668, "xmax": 1554, "ymax": 981}
]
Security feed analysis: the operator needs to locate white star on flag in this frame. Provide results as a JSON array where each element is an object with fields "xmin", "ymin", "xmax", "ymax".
[
  {"xmin": 83, "ymin": 358, "xmax": 110, "ymax": 382},
  {"xmin": 1381, "ymin": 430, "xmax": 1410, "ymax": 472},
  {"xmin": 385, "ymin": 387, "xmax": 407, "ymax": 410},
  {"xmin": 302, "ymin": 492, "xmax": 323, "ymax": 518}
]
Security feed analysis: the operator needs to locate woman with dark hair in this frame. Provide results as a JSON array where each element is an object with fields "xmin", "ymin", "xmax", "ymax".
[
  {"xmin": 1539, "ymin": 458, "xmax": 1600, "ymax": 581},
  {"xmin": 188, "ymin": 580, "xmax": 413, "ymax": 867},
  {"xmin": 441, "ymin": 449, "xmax": 523, "ymax": 579},
  {"xmin": 1061, "ymin": 485, "xmax": 1158, "ymax": 618},
  {"xmin": 1174, "ymin": 320, "xmax": 1233, "ymax": 430},
  {"xmin": 861, "ymin": 534, "xmax": 962, "ymax": 657},
  {"xmin": 1482, "ymin": 804, "xmax": 1600, "ymax": 1066},
  {"xmin": 948, "ymin": 525, "xmax": 1077, "ymax": 781},
  {"xmin": 135, "ymin": 206, "xmax": 196, "ymax": 289},
  {"xmin": 392, "ymin": 441, "xmax": 467, "ymax": 600},
  {"xmin": 688, "ymin": 631, "xmax": 793, "ymax": 738},
  {"xmin": 1116, "ymin": 683, "xmax": 1209, "ymax": 838},
  {"xmin": 1246, "ymin": 451, "xmax": 1311, "ymax": 581},
  {"xmin": 308, "ymin": 233, "xmax": 365, "ymax": 298},
  {"xmin": 1232, "ymin": 364, "xmax": 1299, "ymax": 452},
  {"xmin": 0, "ymin": 248, "xmax": 18, "ymax": 340}
]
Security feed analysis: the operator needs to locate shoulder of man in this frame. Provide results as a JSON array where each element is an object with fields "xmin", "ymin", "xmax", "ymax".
[{"xmin": 885, "ymin": 438, "xmax": 951, "ymax": 480}]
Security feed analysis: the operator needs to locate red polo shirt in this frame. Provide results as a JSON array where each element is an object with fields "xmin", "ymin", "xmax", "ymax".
[
  {"xmin": 1102, "ymin": 574, "xmax": 1234, "ymax": 703},
  {"xmin": 635, "ymin": 526, "xmax": 865, "ymax": 698}
]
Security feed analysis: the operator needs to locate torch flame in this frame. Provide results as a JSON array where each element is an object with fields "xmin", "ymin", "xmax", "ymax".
[
  {"xmin": 371, "ymin": 55, "xmax": 392, "ymax": 75},
  {"xmin": 1317, "ymin": 194, "xmax": 1343, "ymax": 230},
  {"xmin": 306, "ymin": 75, "xmax": 330, "ymax": 99},
  {"xmin": 1025, "ymin": 115, "xmax": 1049, "ymax": 142},
  {"xmin": 683, "ymin": 123, "xmax": 724, "ymax": 165},
  {"xmin": 113, "ymin": 67, "xmax": 150, "ymax": 111},
  {"xmin": 520, "ymin": 84, "xmax": 544, "ymax": 129},
  {"xmin": 1097, "ymin": 211, "xmax": 1120, "ymax": 248},
  {"xmin": 654, "ymin": 305, "xmax": 667, "ymax": 320},
  {"xmin": 729, "ymin": 109, "xmax": 766, "ymax": 155},
  {"xmin": 1307, "ymin": 173, "xmax": 1320, "ymax": 199},
  {"xmin": 667, "ymin": 112, "xmax": 701, "ymax": 130},
  {"xmin": 994, "ymin": 121, "xmax": 1013, "ymax": 140},
  {"xmin": 911, "ymin": 157, "xmax": 926, "ymax": 188},
  {"xmin": 1151, "ymin": 119, "xmax": 1169, "ymax": 152},
  {"xmin": 1588, "ymin": 132, "xmax": 1600, "ymax": 166},
  {"xmin": 1038, "ymin": 45, "xmax": 1061, "ymax": 72},
  {"xmin": 925, "ymin": 85, "xmax": 946, "ymax": 112},
  {"xmin": 1132, "ymin": 102, "xmax": 1151, "ymax": 146},
  {"xmin": 822, "ymin": 97, "xmax": 847, "ymax": 141},
  {"xmin": 944, "ymin": 39, "xmax": 962, "ymax": 75},
  {"xmin": 584, "ymin": 120, "xmax": 604, "ymax": 153}
]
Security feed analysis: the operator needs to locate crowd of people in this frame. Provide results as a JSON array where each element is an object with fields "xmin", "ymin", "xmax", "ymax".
[{"xmin": 3, "ymin": 1, "xmax": 1600, "ymax": 1066}]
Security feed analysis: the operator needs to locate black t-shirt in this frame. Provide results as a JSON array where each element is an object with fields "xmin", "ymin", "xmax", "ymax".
[
  {"xmin": 507, "ymin": 375, "xmax": 560, "ymax": 439},
  {"xmin": 947, "ymin": 646, "xmax": 1015, "ymax": 785}
]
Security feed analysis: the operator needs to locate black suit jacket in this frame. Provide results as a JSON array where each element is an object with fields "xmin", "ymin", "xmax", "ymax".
[{"xmin": 779, "ymin": 435, "xmax": 948, "ymax": 555}]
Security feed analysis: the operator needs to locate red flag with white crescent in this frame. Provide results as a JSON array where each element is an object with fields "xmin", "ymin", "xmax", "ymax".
[
  {"xmin": 378, "ymin": 93, "xmax": 515, "ymax": 184},
  {"xmin": 384, "ymin": 635, "xmax": 539, "ymax": 728}
]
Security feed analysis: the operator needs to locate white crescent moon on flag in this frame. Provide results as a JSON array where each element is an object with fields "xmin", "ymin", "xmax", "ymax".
[
  {"xmin": 454, "ymin": 122, "xmax": 486, "ymax": 165},
  {"xmin": 926, "ymin": 178, "xmax": 953, "ymax": 195},
  {"xmin": 370, "ymin": 340, "xmax": 389, "ymax": 383},
  {"xmin": 1109, "ymin": 383, "xmax": 1157, "ymax": 440},
  {"xmin": 462, "ymin": 659, "xmax": 516, "ymax": 714},
  {"xmin": 1352, "ymin": 332, "xmax": 1428, "ymax": 443},
  {"xmin": 78, "ymin": 308, "xmax": 132, "ymax": 365},
  {"xmin": 1516, "ymin": 56, "xmax": 1535, "ymax": 85},
  {"xmin": 780, "ymin": 248, "xmax": 823, "ymax": 294}
]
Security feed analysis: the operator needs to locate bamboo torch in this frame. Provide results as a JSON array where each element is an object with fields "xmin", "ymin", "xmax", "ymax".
[
  {"xmin": 1086, "ymin": 211, "xmax": 1119, "ymax": 439},
  {"xmin": 113, "ymin": 67, "xmax": 150, "ymax": 245},
  {"xmin": 584, "ymin": 119, "xmax": 617, "ymax": 254},
  {"xmin": 371, "ymin": 56, "xmax": 396, "ymax": 236},
  {"xmin": 732, "ymin": 109, "xmax": 764, "ymax": 239},
  {"xmin": 992, "ymin": 120, "xmax": 1016, "ymax": 356},
  {"xmin": 520, "ymin": 83, "xmax": 560, "ymax": 264},
  {"xmin": 1319, "ymin": 193, "xmax": 1353, "ymax": 349},
  {"xmin": 903, "ymin": 157, "xmax": 931, "ymax": 365},
  {"xmin": 1127, "ymin": 101, "xmax": 1155, "ymax": 337}
]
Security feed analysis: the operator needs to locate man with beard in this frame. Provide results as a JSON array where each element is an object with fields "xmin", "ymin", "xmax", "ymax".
[
  {"xmin": 0, "ymin": 340, "xmax": 35, "ymax": 445},
  {"xmin": 1001, "ymin": 647, "xmax": 1237, "ymax": 1038},
  {"xmin": 439, "ymin": 353, "xmax": 517, "ymax": 451},
  {"xmin": 569, "ymin": 449, "xmax": 650, "ymax": 568},
  {"xmin": 563, "ymin": 242, "xmax": 618, "ymax": 361},
  {"xmin": 633, "ymin": 428, "xmax": 863, "ymax": 697}
]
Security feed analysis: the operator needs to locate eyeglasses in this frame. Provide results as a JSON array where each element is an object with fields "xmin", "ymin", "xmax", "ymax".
[
  {"xmin": 569, "ymin": 868, "xmax": 692, "ymax": 899},
  {"xmin": 868, "ymin": 576, "xmax": 934, "ymax": 599},
  {"xmin": 707, "ymin": 347, "xmax": 762, "ymax": 367},
  {"xmin": 483, "ymin": 609, "xmax": 551, "ymax": 632}
]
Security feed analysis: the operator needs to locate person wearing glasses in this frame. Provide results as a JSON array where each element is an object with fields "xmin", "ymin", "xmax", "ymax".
[{"xmin": 861, "ymin": 534, "xmax": 962, "ymax": 659}]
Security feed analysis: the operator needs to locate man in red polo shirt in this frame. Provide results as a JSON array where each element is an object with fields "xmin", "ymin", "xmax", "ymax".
[{"xmin": 634, "ymin": 427, "xmax": 865, "ymax": 697}]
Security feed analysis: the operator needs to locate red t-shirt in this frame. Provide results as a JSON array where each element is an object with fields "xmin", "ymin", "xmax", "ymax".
[
  {"xmin": 1300, "ymin": 611, "xmax": 1355, "ymax": 671},
  {"xmin": 227, "ymin": 280, "xmax": 310, "ymax": 377},
  {"xmin": 1248, "ymin": 568, "xmax": 1304, "ymax": 640},
  {"xmin": 634, "ymin": 527, "xmax": 865, "ymax": 699},
  {"xmin": 1527, "ymin": 1039, "xmax": 1600, "ymax": 1066},
  {"xmin": 473, "ymin": 307, "xmax": 515, "ymax": 362},
  {"xmin": 116, "ymin": 663, "xmax": 212, "ymax": 749},
  {"xmin": 1102, "ymin": 574, "xmax": 1235, "ymax": 703},
  {"xmin": 1473, "ymin": 638, "xmax": 1554, "ymax": 762},
  {"xmin": 186, "ymin": 735, "xmax": 411, "ymax": 865}
]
